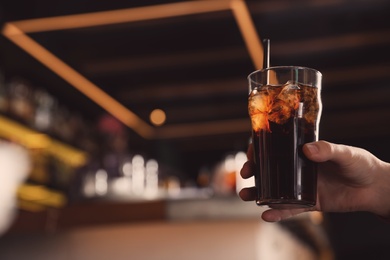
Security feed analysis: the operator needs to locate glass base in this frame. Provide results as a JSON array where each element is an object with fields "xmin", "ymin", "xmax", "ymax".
[{"xmin": 256, "ymin": 199, "xmax": 315, "ymax": 209}]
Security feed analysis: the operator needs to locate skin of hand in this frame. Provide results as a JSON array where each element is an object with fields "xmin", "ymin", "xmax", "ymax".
[{"xmin": 239, "ymin": 140, "xmax": 390, "ymax": 222}]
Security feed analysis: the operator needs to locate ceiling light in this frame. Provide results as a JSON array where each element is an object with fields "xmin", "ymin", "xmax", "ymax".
[{"xmin": 150, "ymin": 109, "xmax": 166, "ymax": 126}]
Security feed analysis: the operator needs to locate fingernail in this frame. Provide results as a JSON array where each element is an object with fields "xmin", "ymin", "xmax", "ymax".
[
  {"xmin": 273, "ymin": 216, "xmax": 282, "ymax": 222},
  {"xmin": 305, "ymin": 143, "xmax": 319, "ymax": 155}
]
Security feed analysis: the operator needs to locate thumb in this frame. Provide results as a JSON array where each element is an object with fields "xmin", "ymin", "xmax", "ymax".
[{"xmin": 303, "ymin": 140, "xmax": 355, "ymax": 165}]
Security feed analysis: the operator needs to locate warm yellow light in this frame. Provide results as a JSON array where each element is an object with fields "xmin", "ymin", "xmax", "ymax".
[
  {"xmin": 150, "ymin": 109, "xmax": 166, "ymax": 126},
  {"xmin": 17, "ymin": 184, "xmax": 67, "ymax": 210},
  {"xmin": 11, "ymin": 0, "xmax": 232, "ymax": 33},
  {"xmin": 230, "ymin": 0, "xmax": 264, "ymax": 70},
  {"xmin": 2, "ymin": 23, "xmax": 155, "ymax": 139},
  {"xmin": 1, "ymin": 0, "xmax": 263, "ymax": 139},
  {"xmin": 0, "ymin": 115, "xmax": 87, "ymax": 167}
]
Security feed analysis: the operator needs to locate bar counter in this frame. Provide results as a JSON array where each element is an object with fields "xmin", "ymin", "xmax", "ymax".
[
  {"xmin": 8, "ymin": 194, "xmax": 262, "ymax": 232},
  {"xmin": 2, "ymin": 195, "xmax": 332, "ymax": 260}
]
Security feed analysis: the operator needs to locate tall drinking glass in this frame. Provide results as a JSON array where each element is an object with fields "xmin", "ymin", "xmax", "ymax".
[{"xmin": 248, "ymin": 66, "xmax": 322, "ymax": 208}]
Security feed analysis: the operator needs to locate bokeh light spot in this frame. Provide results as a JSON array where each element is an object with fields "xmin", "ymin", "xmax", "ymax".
[{"xmin": 150, "ymin": 109, "xmax": 166, "ymax": 126}]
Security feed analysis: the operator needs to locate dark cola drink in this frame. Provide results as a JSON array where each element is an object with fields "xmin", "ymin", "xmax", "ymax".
[{"xmin": 248, "ymin": 78, "xmax": 322, "ymax": 208}]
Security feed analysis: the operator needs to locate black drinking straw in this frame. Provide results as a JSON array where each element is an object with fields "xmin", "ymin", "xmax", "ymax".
[
  {"xmin": 263, "ymin": 39, "xmax": 270, "ymax": 85},
  {"xmin": 263, "ymin": 39, "xmax": 270, "ymax": 69}
]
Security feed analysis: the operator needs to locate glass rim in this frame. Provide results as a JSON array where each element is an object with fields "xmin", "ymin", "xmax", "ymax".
[{"xmin": 247, "ymin": 66, "xmax": 322, "ymax": 85}]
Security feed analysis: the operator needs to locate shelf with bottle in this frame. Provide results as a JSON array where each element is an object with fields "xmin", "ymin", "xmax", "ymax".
[
  {"xmin": 0, "ymin": 70, "xmax": 92, "ymax": 211},
  {"xmin": 0, "ymin": 115, "xmax": 88, "ymax": 211},
  {"xmin": 0, "ymin": 115, "xmax": 87, "ymax": 168}
]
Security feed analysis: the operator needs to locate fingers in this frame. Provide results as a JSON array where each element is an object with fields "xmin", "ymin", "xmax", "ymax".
[
  {"xmin": 239, "ymin": 187, "xmax": 256, "ymax": 201},
  {"xmin": 239, "ymin": 144, "xmax": 256, "ymax": 201},
  {"xmin": 240, "ymin": 160, "xmax": 254, "ymax": 179},
  {"xmin": 261, "ymin": 208, "xmax": 313, "ymax": 222},
  {"xmin": 240, "ymin": 143, "xmax": 255, "ymax": 179}
]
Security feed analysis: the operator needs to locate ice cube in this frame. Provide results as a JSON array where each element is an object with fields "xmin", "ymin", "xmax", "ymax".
[
  {"xmin": 250, "ymin": 112, "xmax": 269, "ymax": 132},
  {"xmin": 301, "ymin": 85, "xmax": 316, "ymax": 103},
  {"xmin": 303, "ymin": 102, "xmax": 320, "ymax": 124},
  {"xmin": 248, "ymin": 88, "xmax": 272, "ymax": 132},
  {"xmin": 276, "ymin": 81, "xmax": 300, "ymax": 110},
  {"xmin": 268, "ymin": 99, "xmax": 292, "ymax": 124},
  {"xmin": 267, "ymin": 82, "xmax": 300, "ymax": 124},
  {"xmin": 300, "ymin": 85, "xmax": 319, "ymax": 124},
  {"xmin": 248, "ymin": 88, "xmax": 271, "ymax": 115}
]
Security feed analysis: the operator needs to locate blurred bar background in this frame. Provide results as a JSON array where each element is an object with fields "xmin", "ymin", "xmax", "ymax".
[{"xmin": 0, "ymin": 0, "xmax": 389, "ymax": 259}]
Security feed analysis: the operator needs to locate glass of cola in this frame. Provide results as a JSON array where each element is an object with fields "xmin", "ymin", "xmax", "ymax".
[{"xmin": 248, "ymin": 66, "xmax": 322, "ymax": 208}]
